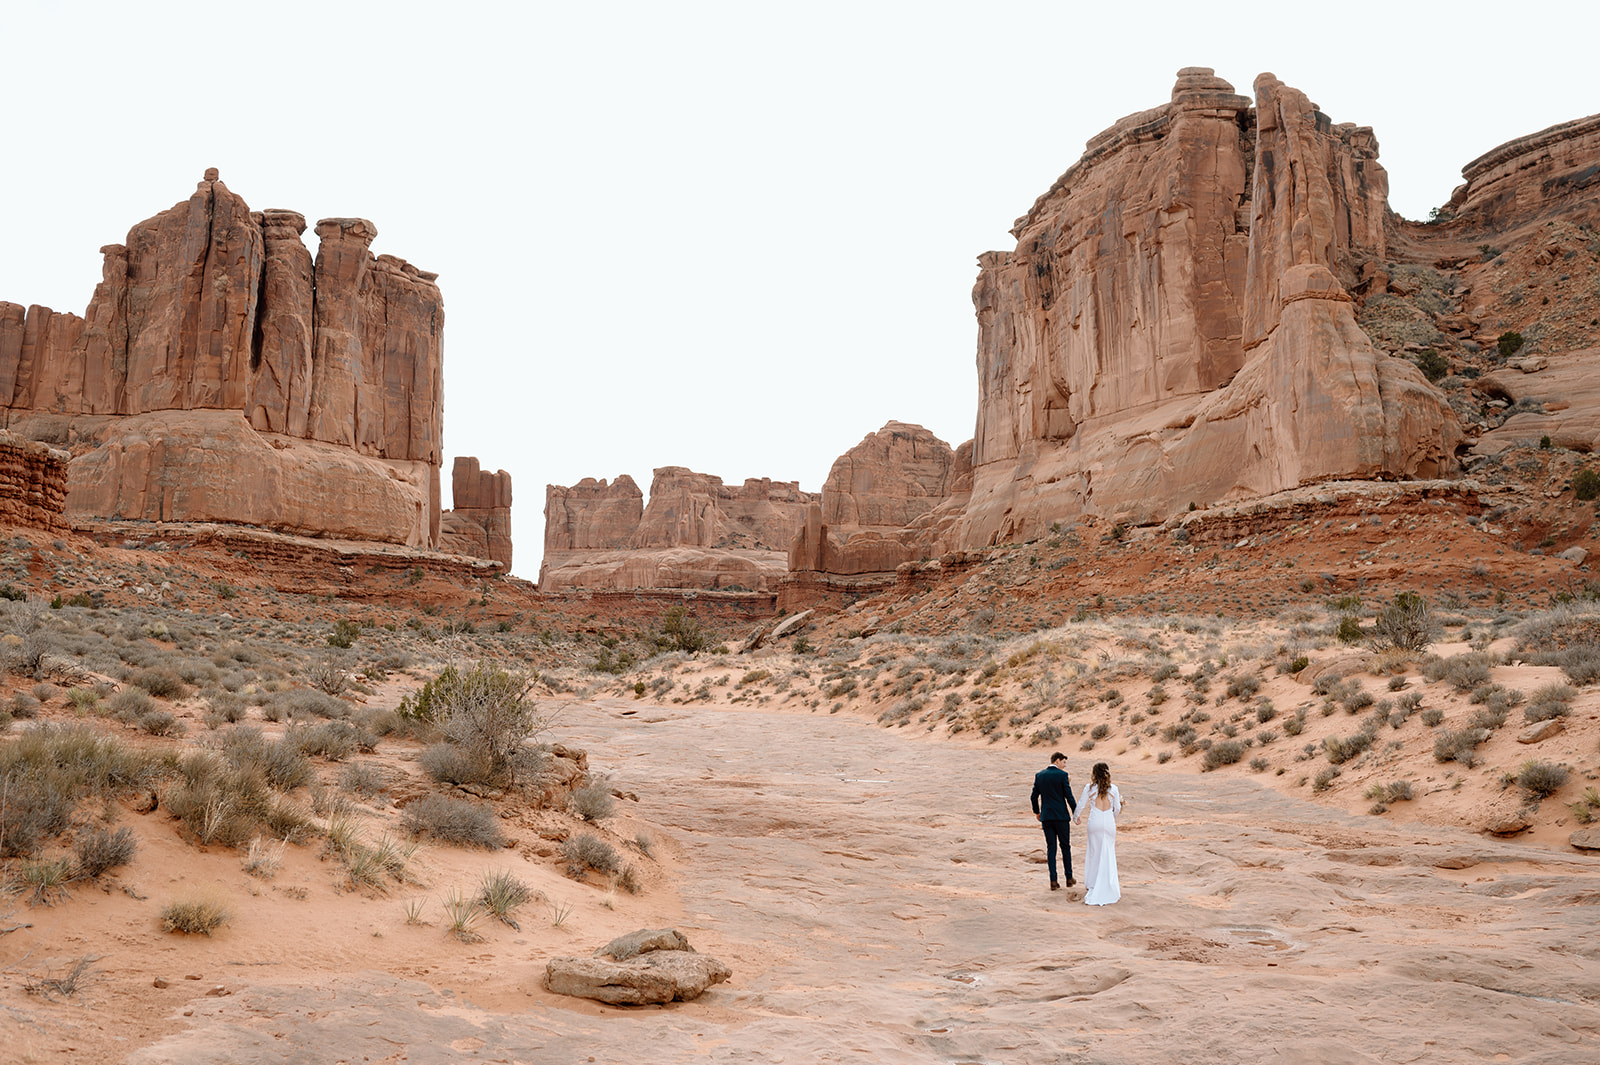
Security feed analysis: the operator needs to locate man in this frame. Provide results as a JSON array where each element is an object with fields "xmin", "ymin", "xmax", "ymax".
[{"xmin": 1031, "ymin": 751, "xmax": 1077, "ymax": 890}]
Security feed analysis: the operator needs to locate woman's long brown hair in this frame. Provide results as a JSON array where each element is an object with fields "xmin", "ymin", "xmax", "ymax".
[{"xmin": 1092, "ymin": 761, "xmax": 1111, "ymax": 798}]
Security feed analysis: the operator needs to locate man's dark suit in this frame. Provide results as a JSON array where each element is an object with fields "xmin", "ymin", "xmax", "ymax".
[{"xmin": 1031, "ymin": 763, "xmax": 1077, "ymax": 886}]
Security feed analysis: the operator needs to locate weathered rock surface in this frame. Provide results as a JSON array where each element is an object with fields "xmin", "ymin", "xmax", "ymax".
[
  {"xmin": 788, "ymin": 423, "xmax": 969, "ymax": 578},
  {"xmin": 1446, "ymin": 111, "xmax": 1600, "ymax": 232},
  {"xmin": 541, "ymin": 468, "xmax": 817, "ymax": 591},
  {"xmin": 0, "ymin": 171, "xmax": 482, "ymax": 549},
  {"xmin": 957, "ymin": 70, "xmax": 1463, "ymax": 549},
  {"xmin": 438, "ymin": 457, "xmax": 512, "ymax": 569},
  {"xmin": 0, "ymin": 429, "xmax": 69, "ymax": 532},
  {"xmin": 544, "ymin": 928, "xmax": 730, "ymax": 1004},
  {"xmin": 1474, "ymin": 348, "xmax": 1600, "ymax": 454}
]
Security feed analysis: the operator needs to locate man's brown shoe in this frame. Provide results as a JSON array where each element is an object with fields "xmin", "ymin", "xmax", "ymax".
[
  {"xmin": 1065, "ymin": 878, "xmax": 1076, "ymax": 887},
  {"xmin": 1050, "ymin": 882, "xmax": 1061, "ymax": 891}
]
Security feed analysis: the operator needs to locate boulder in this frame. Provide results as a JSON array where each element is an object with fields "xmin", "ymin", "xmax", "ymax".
[
  {"xmin": 1517, "ymin": 719, "xmax": 1565, "ymax": 743},
  {"xmin": 1570, "ymin": 827, "xmax": 1600, "ymax": 851},
  {"xmin": 544, "ymin": 928, "xmax": 730, "ymax": 1004}
]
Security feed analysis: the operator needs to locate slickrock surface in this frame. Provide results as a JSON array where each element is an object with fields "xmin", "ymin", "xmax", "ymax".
[
  {"xmin": 541, "ymin": 467, "xmax": 816, "ymax": 591},
  {"xmin": 109, "ymin": 701, "xmax": 1600, "ymax": 1064}
]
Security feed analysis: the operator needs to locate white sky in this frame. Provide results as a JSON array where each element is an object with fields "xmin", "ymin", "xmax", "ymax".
[{"xmin": 3, "ymin": 1, "xmax": 1593, "ymax": 577}]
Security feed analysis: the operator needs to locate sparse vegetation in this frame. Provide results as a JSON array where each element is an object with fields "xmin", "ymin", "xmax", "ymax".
[{"xmin": 401, "ymin": 794, "xmax": 505, "ymax": 849}]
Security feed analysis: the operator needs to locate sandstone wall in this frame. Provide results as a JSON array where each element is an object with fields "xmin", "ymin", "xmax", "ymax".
[
  {"xmin": 0, "ymin": 429, "xmax": 69, "ymax": 533},
  {"xmin": 1449, "ymin": 112, "xmax": 1600, "ymax": 231},
  {"xmin": 439, "ymin": 456, "xmax": 513, "ymax": 569},
  {"xmin": 0, "ymin": 170, "xmax": 450, "ymax": 547},
  {"xmin": 541, "ymin": 468, "xmax": 817, "ymax": 591},
  {"xmin": 958, "ymin": 69, "xmax": 1462, "ymax": 549}
]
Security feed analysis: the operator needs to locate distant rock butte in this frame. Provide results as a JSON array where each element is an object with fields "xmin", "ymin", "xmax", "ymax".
[
  {"xmin": 439, "ymin": 457, "xmax": 513, "ymax": 569},
  {"xmin": 789, "ymin": 422, "xmax": 969, "ymax": 577},
  {"xmin": 0, "ymin": 172, "xmax": 509, "ymax": 563},
  {"xmin": 541, "ymin": 467, "xmax": 817, "ymax": 592}
]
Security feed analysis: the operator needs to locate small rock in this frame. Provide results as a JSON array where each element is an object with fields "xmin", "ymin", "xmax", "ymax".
[
  {"xmin": 1511, "ymin": 356, "xmax": 1548, "ymax": 373},
  {"xmin": 1483, "ymin": 812, "xmax": 1531, "ymax": 835},
  {"xmin": 1559, "ymin": 547, "xmax": 1588, "ymax": 564},
  {"xmin": 1432, "ymin": 855, "xmax": 1479, "ymax": 870},
  {"xmin": 205, "ymin": 985, "xmax": 230, "ymax": 997},
  {"xmin": 1518, "ymin": 719, "xmax": 1565, "ymax": 743},
  {"xmin": 597, "ymin": 928, "xmax": 691, "ymax": 961},
  {"xmin": 184, "ymin": 974, "xmax": 202, "ymax": 981},
  {"xmin": 152, "ymin": 978, "xmax": 170, "ymax": 989},
  {"xmin": 1570, "ymin": 827, "xmax": 1600, "ymax": 851}
]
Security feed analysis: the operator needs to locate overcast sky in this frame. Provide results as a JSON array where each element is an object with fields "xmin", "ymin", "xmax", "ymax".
[{"xmin": 3, "ymin": 2, "xmax": 1592, "ymax": 577}]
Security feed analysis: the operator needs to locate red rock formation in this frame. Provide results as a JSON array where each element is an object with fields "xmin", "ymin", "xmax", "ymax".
[
  {"xmin": 1447, "ymin": 112, "xmax": 1600, "ymax": 231},
  {"xmin": 0, "ymin": 171, "xmax": 450, "ymax": 548},
  {"xmin": 959, "ymin": 69, "xmax": 1463, "ymax": 548},
  {"xmin": 0, "ymin": 430, "xmax": 69, "ymax": 532},
  {"xmin": 541, "ymin": 468, "xmax": 817, "ymax": 591},
  {"xmin": 788, "ymin": 423, "xmax": 967, "ymax": 577},
  {"xmin": 439, "ymin": 457, "xmax": 513, "ymax": 569}
]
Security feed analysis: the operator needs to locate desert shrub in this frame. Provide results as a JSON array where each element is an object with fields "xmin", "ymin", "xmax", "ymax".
[
  {"xmin": 559, "ymin": 831, "xmax": 621, "ymax": 878},
  {"xmin": 304, "ymin": 654, "xmax": 350, "ymax": 696},
  {"xmin": 398, "ymin": 660, "xmax": 549, "ymax": 782},
  {"xmin": 109, "ymin": 688, "xmax": 155, "ymax": 721},
  {"xmin": 203, "ymin": 691, "xmax": 247, "ymax": 725},
  {"xmin": 1524, "ymin": 699, "xmax": 1572, "ymax": 723},
  {"xmin": 287, "ymin": 720, "xmax": 360, "ymax": 761},
  {"xmin": 1433, "ymin": 727, "xmax": 1487, "ymax": 766},
  {"xmin": 477, "ymin": 869, "xmax": 534, "ymax": 928},
  {"xmin": 9, "ymin": 692, "xmax": 39, "ymax": 719},
  {"xmin": 1371, "ymin": 591, "xmax": 1436, "ymax": 652},
  {"xmin": 418, "ymin": 743, "xmax": 496, "ymax": 786},
  {"xmin": 1421, "ymin": 706, "xmax": 1445, "ymax": 727},
  {"xmin": 138, "ymin": 710, "xmax": 181, "ymax": 736},
  {"xmin": 1323, "ymin": 731, "xmax": 1374, "ymax": 765},
  {"xmin": 270, "ymin": 689, "xmax": 350, "ymax": 720},
  {"xmin": 1469, "ymin": 704, "xmax": 1508, "ymax": 730},
  {"xmin": 1029, "ymin": 724, "xmax": 1062, "ymax": 746},
  {"xmin": 1343, "ymin": 688, "xmax": 1376, "ymax": 712},
  {"xmin": 161, "ymin": 890, "xmax": 231, "ymax": 935},
  {"xmin": 73, "ymin": 825, "xmax": 137, "ymax": 878},
  {"xmin": 0, "ymin": 771, "xmax": 75, "ymax": 858},
  {"xmin": 570, "ymin": 773, "xmax": 616, "ymax": 822},
  {"xmin": 401, "ymin": 794, "xmax": 504, "ymax": 849},
  {"xmin": 1517, "ymin": 760, "xmax": 1569, "ymax": 799},
  {"xmin": 1225, "ymin": 674, "xmax": 1262, "ymax": 700},
  {"xmin": 132, "ymin": 668, "xmax": 187, "ymax": 700},
  {"xmin": 1282, "ymin": 711, "xmax": 1306, "ymax": 737},
  {"xmin": 1335, "ymin": 616, "xmax": 1364, "ymax": 644},
  {"xmin": 1202, "ymin": 739, "xmax": 1248, "ymax": 771},
  {"xmin": 326, "ymin": 619, "xmax": 361, "ymax": 649},
  {"xmin": 1090, "ymin": 723, "xmax": 1111, "ymax": 741},
  {"xmin": 222, "ymin": 727, "xmax": 313, "ymax": 790},
  {"xmin": 164, "ymin": 752, "xmax": 312, "ymax": 847},
  {"xmin": 1249, "ymin": 756, "xmax": 1270, "ymax": 772},
  {"xmin": 337, "ymin": 761, "xmax": 386, "ymax": 799},
  {"xmin": 1312, "ymin": 673, "xmax": 1344, "ymax": 696},
  {"xmin": 1313, "ymin": 766, "xmax": 1341, "ymax": 792},
  {"xmin": 1497, "ymin": 330, "xmax": 1525, "ymax": 358},
  {"xmin": 1434, "ymin": 653, "xmax": 1493, "ymax": 693},
  {"xmin": 658, "ymin": 606, "xmax": 709, "ymax": 653},
  {"xmin": 1531, "ymin": 681, "xmax": 1577, "ymax": 706},
  {"xmin": 1567, "ymin": 466, "xmax": 1600, "ymax": 503}
]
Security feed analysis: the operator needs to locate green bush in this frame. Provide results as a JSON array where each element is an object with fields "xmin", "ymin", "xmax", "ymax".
[
  {"xmin": 1497, "ymin": 331, "xmax": 1525, "ymax": 358},
  {"xmin": 1574, "ymin": 468, "xmax": 1600, "ymax": 502},
  {"xmin": 399, "ymin": 661, "xmax": 548, "ymax": 782},
  {"xmin": 1413, "ymin": 348, "xmax": 1449, "ymax": 382},
  {"xmin": 1372, "ymin": 591, "xmax": 1435, "ymax": 652},
  {"xmin": 1202, "ymin": 739, "xmax": 1248, "ymax": 771}
]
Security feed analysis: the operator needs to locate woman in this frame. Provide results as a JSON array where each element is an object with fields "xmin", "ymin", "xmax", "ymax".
[{"xmin": 1073, "ymin": 762, "xmax": 1122, "ymax": 905}]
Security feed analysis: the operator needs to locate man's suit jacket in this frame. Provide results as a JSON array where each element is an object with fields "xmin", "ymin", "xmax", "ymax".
[{"xmin": 1031, "ymin": 764, "xmax": 1076, "ymax": 821}]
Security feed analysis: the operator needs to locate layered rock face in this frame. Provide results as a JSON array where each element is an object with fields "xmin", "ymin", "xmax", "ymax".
[
  {"xmin": 1446, "ymin": 112, "xmax": 1600, "ymax": 232},
  {"xmin": 0, "ymin": 430, "xmax": 69, "ymax": 533},
  {"xmin": 789, "ymin": 422, "xmax": 968, "ymax": 577},
  {"xmin": 0, "ymin": 171, "xmax": 453, "ymax": 547},
  {"xmin": 541, "ymin": 468, "xmax": 817, "ymax": 591},
  {"xmin": 439, "ymin": 457, "xmax": 513, "ymax": 569},
  {"xmin": 958, "ymin": 70, "xmax": 1463, "ymax": 548}
]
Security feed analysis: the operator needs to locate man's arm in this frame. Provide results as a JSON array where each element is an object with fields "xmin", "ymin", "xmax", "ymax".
[
  {"xmin": 1030, "ymin": 775, "xmax": 1042, "ymax": 818},
  {"xmin": 1066, "ymin": 775, "xmax": 1077, "ymax": 815}
]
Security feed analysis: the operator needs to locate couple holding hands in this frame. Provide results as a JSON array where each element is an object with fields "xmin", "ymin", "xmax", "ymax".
[{"xmin": 1030, "ymin": 752, "xmax": 1122, "ymax": 905}]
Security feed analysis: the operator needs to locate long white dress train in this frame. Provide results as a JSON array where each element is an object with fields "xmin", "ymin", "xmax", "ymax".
[{"xmin": 1076, "ymin": 782, "xmax": 1121, "ymax": 905}]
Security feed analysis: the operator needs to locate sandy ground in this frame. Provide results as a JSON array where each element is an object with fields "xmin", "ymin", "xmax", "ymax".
[{"xmin": 13, "ymin": 697, "xmax": 1585, "ymax": 1064}]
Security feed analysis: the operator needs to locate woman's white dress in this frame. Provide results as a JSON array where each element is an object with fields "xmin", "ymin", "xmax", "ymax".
[{"xmin": 1076, "ymin": 782, "xmax": 1121, "ymax": 905}]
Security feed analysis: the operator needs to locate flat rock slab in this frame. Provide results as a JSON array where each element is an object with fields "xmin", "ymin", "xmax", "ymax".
[
  {"xmin": 545, "ymin": 950, "xmax": 731, "ymax": 1004},
  {"xmin": 1519, "ymin": 719, "xmax": 1566, "ymax": 743}
]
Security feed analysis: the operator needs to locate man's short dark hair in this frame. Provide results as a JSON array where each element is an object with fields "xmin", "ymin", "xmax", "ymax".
[{"xmin": 1050, "ymin": 752, "xmax": 1067, "ymax": 764}]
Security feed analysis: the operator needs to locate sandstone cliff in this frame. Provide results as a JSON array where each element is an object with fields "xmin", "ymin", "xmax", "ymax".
[
  {"xmin": 541, "ymin": 468, "xmax": 817, "ymax": 591},
  {"xmin": 957, "ymin": 69, "xmax": 1464, "ymax": 549},
  {"xmin": 439, "ymin": 457, "xmax": 514, "ymax": 569},
  {"xmin": 0, "ymin": 170, "xmax": 497, "ymax": 552}
]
